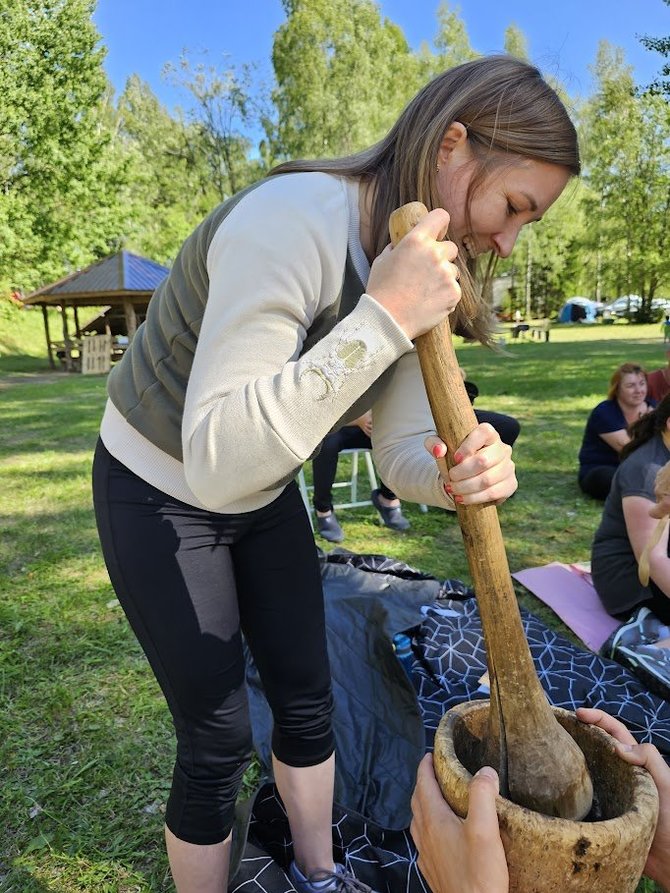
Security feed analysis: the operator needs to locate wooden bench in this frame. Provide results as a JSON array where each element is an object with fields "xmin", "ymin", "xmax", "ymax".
[{"xmin": 529, "ymin": 320, "xmax": 551, "ymax": 342}]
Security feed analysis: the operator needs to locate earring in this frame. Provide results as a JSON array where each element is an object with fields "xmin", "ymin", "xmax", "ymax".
[{"xmin": 436, "ymin": 163, "xmax": 440, "ymax": 173}]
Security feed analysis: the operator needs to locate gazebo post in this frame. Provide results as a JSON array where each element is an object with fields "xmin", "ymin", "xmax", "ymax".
[
  {"xmin": 74, "ymin": 305, "xmax": 81, "ymax": 338},
  {"xmin": 42, "ymin": 305, "xmax": 56, "ymax": 369},
  {"xmin": 123, "ymin": 299, "xmax": 137, "ymax": 342},
  {"xmin": 61, "ymin": 301, "xmax": 74, "ymax": 372}
]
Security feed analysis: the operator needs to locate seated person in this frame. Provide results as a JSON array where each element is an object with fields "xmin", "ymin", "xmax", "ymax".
[
  {"xmin": 410, "ymin": 707, "xmax": 670, "ymax": 893},
  {"xmin": 312, "ymin": 384, "xmax": 521, "ymax": 542},
  {"xmin": 646, "ymin": 345, "xmax": 670, "ymax": 403},
  {"xmin": 312, "ymin": 412, "xmax": 410, "ymax": 543},
  {"xmin": 578, "ymin": 363, "xmax": 654, "ymax": 500},
  {"xmin": 591, "ymin": 394, "xmax": 670, "ymax": 689},
  {"xmin": 462, "ymin": 376, "xmax": 521, "ymax": 449}
]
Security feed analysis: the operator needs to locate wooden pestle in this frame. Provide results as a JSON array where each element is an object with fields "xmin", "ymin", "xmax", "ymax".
[{"xmin": 389, "ymin": 202, "xmax": 593, "ymax": 820}]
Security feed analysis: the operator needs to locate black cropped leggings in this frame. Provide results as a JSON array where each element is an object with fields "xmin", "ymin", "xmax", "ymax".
[{"xmin": 92, "ymin": 440, "xmax": 334, "ymax": 845}]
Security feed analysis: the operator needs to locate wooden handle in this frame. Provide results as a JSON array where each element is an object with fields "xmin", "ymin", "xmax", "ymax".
[
  {"xmin": 390, "ymin": 203, "xmax": 593, "ymax": 820},
  {"xmin": 389, "ymin": 201, "xmax": 479, "ymax": 322}
]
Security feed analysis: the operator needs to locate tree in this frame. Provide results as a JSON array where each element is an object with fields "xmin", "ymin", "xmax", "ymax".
[
  {"xmin": 432, "ymin": 2, "xmax": 478, "ymax": 69},
  {"xmin": 163, "ymin": 51, "xmax": 267, "ymax": 200},
  {"xmin": 580, "ymin": 42, "xmax": 670, "ymax": 319},
  {"xmin": 499, "ymin": 182, "xmax": 586, "ymax": 320},
  {"xmin": 504, "ymin": 25, "xmax": 529, "ymax": 61},
  {"xmin": 115, "ymin": 75, "xmax": 215, "ymax": 263},
  {"xmin": 639, "ymin": 0, "xmax": 670, "ymax": 97},
  {"xmin": 271, "ymin": 0, "xmax": 416, "ymax": 159},
  {"xmin": 0, "ymin": 0, "xmax": 127, "ymax": 292}
]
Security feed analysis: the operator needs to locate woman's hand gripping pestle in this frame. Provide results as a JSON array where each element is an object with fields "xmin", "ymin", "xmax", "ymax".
[{"xmin": 389, "ymin": 202, "xmax": 594, "ymax": 821}]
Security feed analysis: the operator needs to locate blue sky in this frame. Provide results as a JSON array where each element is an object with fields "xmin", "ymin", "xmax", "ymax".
[{"xmin": 94, "ymin": 0, "xmax": 668, "ymax": 111}]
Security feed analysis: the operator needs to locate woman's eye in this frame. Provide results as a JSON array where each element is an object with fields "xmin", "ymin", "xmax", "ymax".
[{"xmin": 506, "ymin": 201, "xmax": 518, "ymax": 216}]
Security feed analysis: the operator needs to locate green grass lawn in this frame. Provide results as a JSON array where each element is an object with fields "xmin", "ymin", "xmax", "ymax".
[{"xmin": 0, "ymin": 304, "xmax": 664, "ymax": 892}]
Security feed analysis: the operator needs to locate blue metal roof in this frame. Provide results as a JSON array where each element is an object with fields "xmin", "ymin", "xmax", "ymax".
[
  {"xmin": 29, "ymin": 251, "xmax": 169, "ymax": 298},
  {"xmin": 122, "ymin": 251, "xmax": 170, "ymax": 292}
]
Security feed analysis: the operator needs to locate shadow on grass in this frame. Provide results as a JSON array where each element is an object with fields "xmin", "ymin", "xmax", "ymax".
[
  {"xmin": 0, "ymin": 353, "xmax": 53, "ymax": 376},
  {"xmin": 0, "ymin": 375, "xmax": 106, "ymax": 456}
]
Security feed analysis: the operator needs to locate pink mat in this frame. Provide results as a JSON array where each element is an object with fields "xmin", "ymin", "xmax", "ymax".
[{"xmin": 512, "ymin": 562, "xmax": 620, "ymax": 652}]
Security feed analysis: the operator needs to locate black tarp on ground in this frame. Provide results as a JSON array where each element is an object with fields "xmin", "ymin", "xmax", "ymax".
[{"xmin": 232, "ymin": 551, "xmax": 670, "ymax": 893}]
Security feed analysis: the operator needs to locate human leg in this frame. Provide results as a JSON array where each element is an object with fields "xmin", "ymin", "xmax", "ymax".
[
  {"xmin": 164, "ymin": 828, "xmax": 231, "ymax": 892},
  {"xmin": 273, "ymin": 754, "xmax": 336, "ymax": 875},
  {"xmin": 474, "ymin": 409, "xmax": 521, "ymax": 447},
  {"xmin": 312, "ymin": 429, "xmax": 348, "ymax": 513},
  {"xmin": 325, "ymin": 429, "xmax": 414, "ymax": 530},
  {"xmin": 579, "ymin": 466, "xmax": 616, "ymax": 500},
  {"xmin": 378, "ymin": 481, "xmax": 400, "ymax": 501},
  {"xmin": 92, "ymin": 441, "xmax": 254, "ymax": 891},
  {"xmin": 233, "ymin": 483, "xmax": 336, "ymax": 875},
  {"xmin": 312, "ymin": 428, "xmax": 354, "ymax": 542}
]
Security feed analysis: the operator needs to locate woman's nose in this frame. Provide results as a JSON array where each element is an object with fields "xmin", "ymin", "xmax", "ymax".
[{"xmin": 493, "ymin": 223, "xmax": 523, "ymax": 258}]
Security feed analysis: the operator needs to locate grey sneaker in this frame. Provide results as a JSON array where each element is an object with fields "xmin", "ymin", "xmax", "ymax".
[
  {"xmin": 371, "ymin": 490, "xmax": 410, "ymax": 532},
  {"xmin": 601, "ymin": 606, "xmax": 665, "ymax": 659},
  {"xmin": 316, "ymin": 512, "xmax": 344, "ymax": 543},
  {"xmin": 614, "ymin": 642, "xmax": 670, "ymax": 700},
  {"xmin": 288, "ymin": 861, "xmax": 374, "ymax": 893}
]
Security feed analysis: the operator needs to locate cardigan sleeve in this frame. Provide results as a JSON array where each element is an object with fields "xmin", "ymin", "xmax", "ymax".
[
  {"xmin": 182, "ymin": 173, "xmax": 412, "ymax": 509},
  {"xmin": 369, "ymin": 350, "xmax": 456, "ymax": 509}
]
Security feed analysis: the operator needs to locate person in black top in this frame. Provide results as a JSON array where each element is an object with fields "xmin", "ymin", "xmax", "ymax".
[{"xmin": 578, "ymin": 363, "xmax": 654, "ymax": 500}]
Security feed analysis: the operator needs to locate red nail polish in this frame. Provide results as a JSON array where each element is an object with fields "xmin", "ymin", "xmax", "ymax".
[
  {"xmin": 444, "ymin": 484, "xmax": 453, "ymax": 494},
  {"xmin": 453, "ymin": 452, "xmax": 462, "ymax": 464},
  {"xmin": 432, "ymin": 445, "xmax": 441, "ymax": 458},
  {"xmin": 455, "ymin": 495, "xmax": 464, "ymax": 504}
]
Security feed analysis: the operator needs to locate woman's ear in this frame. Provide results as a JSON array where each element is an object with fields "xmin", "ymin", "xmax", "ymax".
[{"xmin": 438, "ymin": 121, "xmax": 469, "ymax": 165}]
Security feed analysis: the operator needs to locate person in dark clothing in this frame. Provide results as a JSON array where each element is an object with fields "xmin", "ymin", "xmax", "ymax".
[
  {"xmin": 312, "ymin": 412, "xmax": 410, "ymax": 543},
  {"xmin": 462, "ymin": 377, "xmax": 521, "ymax": 449},
  {"xmin": 590, "ymin": 395, "xmax": 670, "ymax": 697},
  {"xmin": 313, "ymin": 385, "xmax": 520, "ymax": 542},
  {"xmin": 578, "ymin": 363, "xmax": 654, "ymax": 500}
]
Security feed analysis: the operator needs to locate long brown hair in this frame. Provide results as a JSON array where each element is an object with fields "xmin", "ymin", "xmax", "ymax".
[
  {"xmin": 269, "ymin": 55, "xmax": 580, "ymax": 344},
  {"xmin": 606, "ymin": 363, "xmax": 648, "ymax": 401},
  {"xmin": 621, "ymin": 393, "xmax": 670, "ymax": 461}
]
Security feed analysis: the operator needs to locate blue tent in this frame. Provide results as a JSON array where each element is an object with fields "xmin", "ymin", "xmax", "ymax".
[{"xmin": 558, "ymin": 298, "xmax": 599, "ymax": 324}]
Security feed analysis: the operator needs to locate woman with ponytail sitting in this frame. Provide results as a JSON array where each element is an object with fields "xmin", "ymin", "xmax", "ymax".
[{"xmin": 592, "ymin": 394, "xmax": 670, "ymax": 691}]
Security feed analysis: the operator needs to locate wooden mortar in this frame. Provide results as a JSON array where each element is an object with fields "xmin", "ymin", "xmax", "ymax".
[{"xmin": 433, "ymin": 701, "xmax": 659, "ymax": 893}]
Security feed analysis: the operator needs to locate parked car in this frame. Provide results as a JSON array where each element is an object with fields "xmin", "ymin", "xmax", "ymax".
[
  {"xmin": 603, "ymin": 295, "xmax": 642, "ymax": 316},
  {"xmin": 603, "ymin": 295, "xmax": 670, "ymax": 318}
]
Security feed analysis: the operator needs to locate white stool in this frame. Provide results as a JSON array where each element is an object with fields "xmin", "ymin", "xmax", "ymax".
[{"xmin": 298, "ymin": 448, "xmax": 378, "ymax": 529}]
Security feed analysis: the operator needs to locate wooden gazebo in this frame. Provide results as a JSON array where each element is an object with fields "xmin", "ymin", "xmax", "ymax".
[{"xmin": 23, "ymin": 250, "xmax": 169, "ymax": 371}]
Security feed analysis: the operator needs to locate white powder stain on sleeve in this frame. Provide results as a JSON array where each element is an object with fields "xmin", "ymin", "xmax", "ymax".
[{"xmin": 300, "ymin": 339, "xmax": 368, "ymax": 399}]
